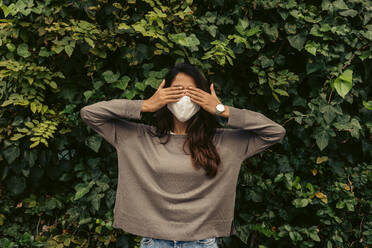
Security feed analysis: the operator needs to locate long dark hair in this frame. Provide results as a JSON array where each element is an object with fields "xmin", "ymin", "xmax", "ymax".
[{"xmin": 146, "ymin": 63, "xmax": 222, "ymax": 178}]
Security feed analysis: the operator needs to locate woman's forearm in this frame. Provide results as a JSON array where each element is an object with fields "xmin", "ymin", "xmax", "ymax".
[
  {"xmin": 141, "ymin": 99, "xmax": 152, "ymax": 113},
  {"xmin": 216, "ymin": 105, "xmax": 230, "ymax": 118}
]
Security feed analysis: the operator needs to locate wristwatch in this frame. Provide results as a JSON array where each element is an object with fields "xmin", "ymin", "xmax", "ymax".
[{"xmin": 215, "ymin": 103, "xmax": 225, "ymax": 115}]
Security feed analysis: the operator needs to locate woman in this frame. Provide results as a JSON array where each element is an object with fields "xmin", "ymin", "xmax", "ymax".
[{"xmin": 80, "ymin": 63, "xmax": 286, "ymax": 248}]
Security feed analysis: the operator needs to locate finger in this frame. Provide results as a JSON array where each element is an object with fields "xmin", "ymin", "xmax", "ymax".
[
  {"xmin": 165, "ymin": 92, "xmax": 186, "ymax": 98},
  {"xmin": 187, "ymin": 92, "xmax": 204, "ymax": 102},
  {"xmin": 163, "ymin": 86, "xmax": 184, "ymax": 92},
  {"xmin": 186, "ymin": 87, "xmax": 208, "ymax": 96},
  {"xmin": 186, "ymin": 89, "xmax": 205, "ymax": 98},
  {"xmin": 165, "ymin": 88, "xmax": 185, "ymax": 95},
  {"xmin": 188, "ymin": 95, "xmax": 202, "ymax": 105},
  {"xmin": 166, "ymin": 96, "xmax": 186, "ymax": 103},
  {"xmin": 210, "ymin": 83, "xmax": 217, "ymax": 97},
  {"xmin": 158, "ymin": 79, "xmax": 165, "ymax": 90},
  {"xmin": 165, "ymin": 89, "xmax": 186, "ymax": 96},
  {"xmin": 165, "ymin": 96, "xmax": 182, "ymax": 102}
]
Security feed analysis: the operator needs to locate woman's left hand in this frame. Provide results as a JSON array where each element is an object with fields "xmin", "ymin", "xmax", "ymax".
[{"xmin": 185, "ymin": 83, "xmax": 222, "ymax": 115}]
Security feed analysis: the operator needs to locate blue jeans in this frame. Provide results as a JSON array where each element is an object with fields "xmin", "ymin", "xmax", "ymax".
[{"xmin": 140, "ymin": 237, "xmax": 218, "ymax": 248}]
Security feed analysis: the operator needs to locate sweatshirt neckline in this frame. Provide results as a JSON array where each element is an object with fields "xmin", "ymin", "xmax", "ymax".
[{"xmin": 169, "ymin": 131, "xmax": 187, "ymax": 137}]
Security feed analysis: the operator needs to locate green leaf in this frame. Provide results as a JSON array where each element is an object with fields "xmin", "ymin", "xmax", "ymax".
[
  {"xmin": 206, "ymin": 25, "xmax": 218, "ymax": 37},
  {"xmin": 361, "ymin": 31, "xmax": 372, "ymax": 41},
  {"xmin": 79, "ymin": 217, "xmax": 92, "ymax": 225},
  {"xmin": 274, "ymin": 88, "xmax": 289, "ymax": 96},
  {"xmin": 287, "ymin": 32, "xmax": 307, "ymax": 51},
  {"xmin": 327, "ymin": 240, "xmax": 333, "ymax": 248},
  {"xmin": 339, "ymin": 69, "xmax": 352, "ymax": 82},
  {"xmin": 362, "ymin": 100, "xmax": 372, "ymax": 110},
  {"xmin": 102, "ymin": 70, "xmax": 120, "ymax": 83},
  {"xmin": 135, "ymin": 81, "xmax": 147, "ymax": 91},
  {"xmin": 305, "ymin": 41, "xmax": 319, "ymax": 55},
  {"xmin": 259, "ymin": 55, "xmax": 274, "ymax": 68},
  {"xmin": 3, "ymin": 146, "xmax": 20, "ymax": 164},
  {"xmin": 284, "ymin": 23, "xmax": 297, "ymax": 34},
  {"xmin": 90, "ymin": 47, "xmax": 107, "ymax": 58},
  {"xmin": 292, "ymin": 198, "xmax": 310, "ymax": 208},
  {"xmin": 274, "ymin": 173, "xmax": 284, "ymax": 183},
  {"xmin": 333, "ymin": 0, "xmax": 348, "ymax": 9},
  {"xmin": 10, "ymin": 133, "xmax": 25, "ymax": 141},
  {"xmin": 235, "ymin": 18, "xmax": 249, "ymax": 35},
  {"xmin": 263, "ymin": 23, "xmax": 278, "ymax": 41},
  {"xmin": 345, "ymin": 201, "xmax": 355, "ymax": 211},
  {"xmin": 6, "ymin": 176, "xmax": 26, "ymax": 195},
  {"xmin": 315, "ymin": 130, "xmax": 329, "ymax": 151},
  {"xmin": 113, "ymin": 76, "xmax": 130, "ymax": 90},
  {"xmin": 310, "ymin": 25, "xmax": 323, "ymax": 37},
  {"xmin": 45, "ymin": 198, "xmax": 58, "ymax": 210},
  {"xmin": 319, "ymin": 105, "xmax": 336, "ymax": 124},
  {"xmin": 336, "ymin": 200, "xmax": 345, "ymax": 209},
  {"xmin": 17, "ymin": 43, "xmax": 31, "ymax": 58},
  {"xmin": 85, "ymin": 135, "xmax": 102, "ymax": 153},
  {"xmin": 349, "ymin": 118, "xmax": 362, "ymax": 139},
  {"xmin": 123, "ymin": 89, "xmax": 137, "ymax": 100},
  {"xmin": 0, "ymin": 3, "xmax": 10, "ymax": 17},
  {"xmin": 309, "ymin": 232, "xmax": 321, "ymax": 241},
  {"xmin": 168, "ymin": 33, "xmax": 200, "ymax": 48},
  {"xmin": 118, "ymin": 23, "xmax": 131, "ymax": 30},
  {"xmin": 65, "ymin": 45, "xmax": 74, "ymax": 57},
  {"xmin": 30, "ymin": 140, "xmax": 40, "ymax": 148},
  {"xmin": 204, "ymin": 11, "xmax": 217, "ymax": 23},
  {"xmin": 83, "ymin": 90, "xmax": 94, "ymax": 101},
  {"xmin": 74, "ymin": 181, "xmax": 94, "ymax": 201},
  {"xmin": 93, "ymin": 81, "xmax": 104, "ymax": 90},
  {"xmin": 333, "ymin": 69, "xmax": 353, "ymax": 98},
  {"xmin": 84, "ymin": 37, "xmax": 95, "ymax": 48},
  {"xmin": 250, "ymin": 191, "xmax": 263, "ymax": 202},
  {"xmin": 289, "ymin": 231, "xmax": 303, "ymax": 242},
  {"xmin": 339, "ymin": 9, "xmax": 358, "ymax": 17},
  {"xmin": 321, "ymin": 0, "xmax": 332, "ymax": 10},
  {"xmin": 6, "ymin": 43, "xmax": 16, "ymax": 52},
  {"xmin": 91, "ymin": 193, "xmax": 104, "ymax": 211},
  {"xmin": 246, "ymin": 26, "xmax": 261, "ymax": 37}
]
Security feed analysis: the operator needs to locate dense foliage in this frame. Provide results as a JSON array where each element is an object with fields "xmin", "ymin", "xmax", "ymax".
[{"xmin": 0, "ymin": 0, "xmax": 371, "ymax": 247}]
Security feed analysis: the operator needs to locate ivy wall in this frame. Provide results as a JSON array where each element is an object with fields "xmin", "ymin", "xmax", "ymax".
[{"xmin": 0, "ymin": 0, "xmax": 371, "ymax": 247}]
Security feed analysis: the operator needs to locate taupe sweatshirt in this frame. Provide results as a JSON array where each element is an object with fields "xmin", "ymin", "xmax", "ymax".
[{"xmin": 80, "ymin": 99, "xmax": 286, "ymax": 241}]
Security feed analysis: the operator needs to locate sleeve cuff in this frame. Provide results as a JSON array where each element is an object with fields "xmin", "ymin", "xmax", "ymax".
[
  {"xmin": 120, "ymin": 99, "xmax": 144, "ymax": 120},
  {"xmin": 227, "ymin": 106, "xmax": 247, "ymax": 128}
]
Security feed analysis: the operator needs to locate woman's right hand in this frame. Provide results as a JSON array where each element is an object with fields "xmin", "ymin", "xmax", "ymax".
[{"xmin": 142, "ymin": 79, "xmax": 186, "ymax": 113}]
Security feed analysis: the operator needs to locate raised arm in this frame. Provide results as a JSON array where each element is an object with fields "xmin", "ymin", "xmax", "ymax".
[
  {"xmin": 221, "ymin": 105, "xmax": 286, "ymax": 160},
  {"xmin": 80, "ymin": 99, "xmax": 144, "ymax": 148}
]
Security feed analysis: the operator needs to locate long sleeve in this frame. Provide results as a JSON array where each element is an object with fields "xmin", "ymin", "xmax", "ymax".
[
  {"xmin": 222, "ymin": 106, "xmax": 286, "ymax": 161},
  {"xmin": 80, "ymin": 99, "xmax": 144, "ymax": 148}
]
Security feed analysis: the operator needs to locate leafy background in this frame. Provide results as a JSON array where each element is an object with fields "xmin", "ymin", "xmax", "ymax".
[{"xmin": 0, "ymin": 0, "xmax": 371, "ymax": 247}]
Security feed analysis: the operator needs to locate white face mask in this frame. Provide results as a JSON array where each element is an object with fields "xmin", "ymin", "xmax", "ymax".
[{"xmin": 167, "ymin": 95, "xmax": 200, "ymax": 122}]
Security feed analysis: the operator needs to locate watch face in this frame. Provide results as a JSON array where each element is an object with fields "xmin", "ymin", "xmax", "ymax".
[{"xmin": 217, "ymin": 104, "xmax": 224, "ymax": 111}]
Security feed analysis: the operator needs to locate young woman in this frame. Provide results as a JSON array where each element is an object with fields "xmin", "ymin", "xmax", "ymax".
[{"xmin": 80, "ymin": 63, "xmax": 286, "ymax": 248}]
